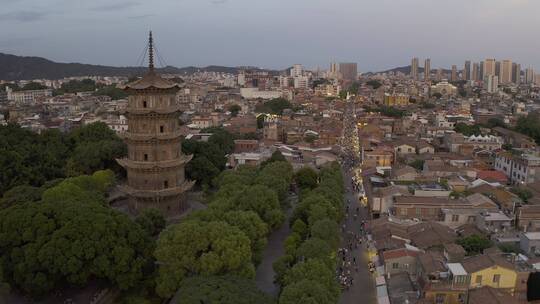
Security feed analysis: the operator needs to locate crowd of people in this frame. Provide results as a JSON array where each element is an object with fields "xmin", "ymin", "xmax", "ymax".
[{"xmin": 337, "ymin": 193, "xmax": 369, "ymax": 291}]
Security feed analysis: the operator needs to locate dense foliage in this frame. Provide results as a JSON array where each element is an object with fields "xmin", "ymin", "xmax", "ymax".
[
  {"xmin": 255, "ymin": 98, "xmax": 293, "ymax": 115},
  {"xmin": 457, "ymin": 234, "xmax": 492, "ymax": 256},
  {"xmin": 516, "ymin": 112, "xmax": 540, "ymax": 144},
  {"xmin": 0, "ymin": 122, "xmax": 126, "ymax": 196},
  {"xmin": 154, "ymin": 161, "xmax": 293, "ymax": 299},
  {"xmin": 0, "ymin": 171, "xmax": 153, "ymax": 296},
  {"xmin": 175, "ymin": 275, "xmax": 275, "ymax": 304},
  {"xmin": 273, "ymin": 162, "xmax": 344, "ymax": 304},
  {"xmin": 182, "ymin": 127, "xmax": 235, "ymax": 186},
  {"xmin": 454, "ymin": 122, "xmax": 482, "ymax": 136}
]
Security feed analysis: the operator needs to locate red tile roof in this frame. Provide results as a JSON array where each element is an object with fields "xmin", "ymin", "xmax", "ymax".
[{"xmin": 477, "ymin": 170, "xmax": 508, "ymax": 183}]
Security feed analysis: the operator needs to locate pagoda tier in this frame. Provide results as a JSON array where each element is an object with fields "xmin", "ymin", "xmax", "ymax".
[{"xmin": 117, "ymin": 154, "xmax": 193, "ymax": 171}]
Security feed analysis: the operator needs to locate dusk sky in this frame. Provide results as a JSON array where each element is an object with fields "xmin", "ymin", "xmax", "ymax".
[{"xmin": 1, "ymin": 0, "xmax": 539, "ymax": 72}]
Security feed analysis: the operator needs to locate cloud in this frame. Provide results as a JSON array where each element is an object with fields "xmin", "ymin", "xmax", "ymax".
[
  {"xmin": 0, "ymin": 37, "xmax": 39, "ymax": 47},
  {"xmin": 0, "ymin": 10, "xmax": 47, "ymax": 22},
  {"xmin": 128, "ymin": 14, "xmax": 154, "ymax": 19},
  {"xmin": 91, "ymin": 1, "xmax": 140, "ymax": 12}
]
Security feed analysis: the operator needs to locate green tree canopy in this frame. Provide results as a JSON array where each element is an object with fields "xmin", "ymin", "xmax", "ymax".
[
  {"xmin": 294, "ymin": 167, "xmax": 318, "ymax": 190},
  {"xmin": 457, "ymin": 234, "xmax": 492, "ymax": 256},
  {"xmin": 283, "ymin": 259, "xmax": 339, "ymax": 301},
  {"xmin": 176, "ymin": 275, "xmax": 274, "ymax": 304},
  {"xmin": 135, "ymin": 208, "xmax": 167, "ymax": 237},
  {"xmin": 516, "ymin": 112, "xmax": 540, "ymax": 144},
  {"xmin": 454, "ymin": 122, "xmax": 482, "ymax": 136},
  {"xmin": 279, "ymin": 279, "xmax": 335, "ymax": 304},
  {"xmin": 0, "ymin": 173, "xmax": 152, "ymax": 296},
  {"xmin": 154, "ymin": 220, "xmax": 255, "ymax": 298},
  {"xmin": 255, "ymin": 98, "xmax": 292, "ymax": 115},
  {"xmin": 228, "ymin": 104, "xmax": 242, "ymax": 117}
]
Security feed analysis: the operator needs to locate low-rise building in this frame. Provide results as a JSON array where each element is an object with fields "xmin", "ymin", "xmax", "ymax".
[{"xmin": 494, "ymin": 152, "xmax": 540, "ymax": 185}]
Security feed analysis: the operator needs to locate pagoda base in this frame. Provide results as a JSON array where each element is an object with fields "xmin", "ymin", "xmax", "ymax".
[
  {"xmin": 119, "ymin": 182, "xmax": 195, "ymax": 217},
  {"xmin": 127, "ymin": 192, "xmax": 189, "ymax": 217}
]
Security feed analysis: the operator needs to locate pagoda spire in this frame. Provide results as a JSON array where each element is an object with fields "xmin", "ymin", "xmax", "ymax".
[{"xmin": 148, "ymin": 31, "xmax": 154, "ymax": 71}]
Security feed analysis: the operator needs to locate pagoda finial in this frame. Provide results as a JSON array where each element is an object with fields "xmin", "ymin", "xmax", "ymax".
[{"xmin": 148, "ymin": 31, "xmax": 154, "ymax": 71}]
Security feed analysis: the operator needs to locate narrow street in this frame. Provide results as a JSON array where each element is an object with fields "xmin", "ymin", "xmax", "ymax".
[
  {"xmin": 255, "ymin": 194, "xmax": 297, "ymax": 297},
  {"xmin": 338, "ymin": 95, "xmax": 376, "ymax": 303},
  {"xmin": 338, "ymin": 169, "xmax": 377, "ymax": 304}
]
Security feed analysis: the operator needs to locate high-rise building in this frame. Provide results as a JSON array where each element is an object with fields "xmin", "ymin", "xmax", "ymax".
[
  {"xmin": 411, "ymin": 57, "xmax": 419, "ymax": 80},
  {"xmin": 436, "ymin": 68, "xmax": 443, "ymax": 81},
  {"xmin": 451, "ymin": 65, "xmax": 458, "ymax": 82},
  {"xmin": 525, "ymin": 68, "xmax": 535, "ymax": 84},
  {"xmin": 500, "ymin": 60, "xmax": 512, "ymax": 84},
  {"xmin": 483, "ymin": 59, "xmax": 496, "ymax": 77},
  {"xmin": 329, "ymin": 62, "xmax": 338, "ymax": 77},
  {"xmin": 472, "ymin": 62, "xmax": 480, "ymax": 81},
  {"xmin": 339, "ymin": 63, "xmax": 358, "ymax": 81},
  {"xmin": 117, "ymin": 32, "xmax": 194, "ymax": 216},
  {"xmin": 484, "ymin": 75, "xmax": 499, "ymax": 93},
  {"xmin": 464, "ymin": 61, "xmax": 471, "ymax": 81},
  {"xmin": 291, "ymin": 64, "xmax": 303, "ymax": 77},
  {"xmin": 495, "ymin": 61, "xmax": 501, "ymax": 79},
  {"xmin": 512, "ymin": 63, "xmax": 521, "ymax": 84},
  {"xmin": 479, "ymin": 61, "xmax": 484, "ymax": 80},
  {"xmin": 424, "ymin": 58, "xmax": 431, "ymax": 81}
]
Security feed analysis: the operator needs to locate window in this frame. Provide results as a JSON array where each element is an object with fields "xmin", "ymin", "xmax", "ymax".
[
  {"xmin": 160, "ymin": 125, "xmax": 164, "ymax": 133},
  {"xmin": 416, "ymin": 208, "xmax": 422, "ymax": 216},
  {"xmin": 452, "ymin": 214, "xmax": 460, "ymax": 222},
  {"xmin": 475, "ymin": 275, "xmax": 482, "ymax": 285},
  {"xmin": 143, "ymin": 101, "xmax": 147, "ymax": 108},
  {"xmin": 164, "ymin": 180, "xmax": 169, "ymax": 188},
  {"xmin": 144, "ymin": 154, "xmax": 148, "ymax": 161},
  {"xmin": 392, "ymin": 263, "xmax": 399, "ymax": 269},
  {"xmin": 400, "ymin": 208, "xmax": 407, "ymax": 216},
  {"xmin": 493, "ymin": 274, "xmax": 500, "ymax": 284}
]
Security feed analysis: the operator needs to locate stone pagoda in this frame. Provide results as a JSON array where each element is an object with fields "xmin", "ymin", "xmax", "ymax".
[{"xmin": 117, "ymin": 32, "xmax": 194, "ymax": 217}]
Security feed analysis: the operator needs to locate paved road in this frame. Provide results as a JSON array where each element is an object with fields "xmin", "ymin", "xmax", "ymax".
[
  {"xmin": 339, "ymin": 169, "xmax": 377, "ymax": 304},
  {"xmin": 255, "ymin": 195, "xmax": 296, "ymax": 297}
]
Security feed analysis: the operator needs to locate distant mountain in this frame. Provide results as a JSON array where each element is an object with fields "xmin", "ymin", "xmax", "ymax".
[
  {"xmin": 370, "ymin": 65, "xmax": 451, "ymax": 76},
  {"xmin": 0, "ymin": 53, "xmax": 271, "ymax": 81}
]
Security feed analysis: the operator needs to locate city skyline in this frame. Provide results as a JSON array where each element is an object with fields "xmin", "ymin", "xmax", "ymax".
[{"xmin": 1, "ymin": 0, "xmax": 540, "ymax": 71}]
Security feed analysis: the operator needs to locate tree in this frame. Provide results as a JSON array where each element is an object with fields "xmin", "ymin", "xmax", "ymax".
[
  {"xmin": 511, "ymin": 187, "xmax": 533, "ymax": 203},
  {"xmin": 454, "ymin": 123, "xmax": 482, "ymax": 136},
  {"xmin": 366, "ymin": 80, "xmax": 382, "ymax": 90},
  {"xmin": 295, "ymin": 238, "xmax": 334, "ymax": 266},
  {"xmin": 457, "ymin": 235, "xmax": 492, "ymax": 256},
  {"xmin": 176, "ymin": 275, "xmax": 274, "ymax": 304},
  {"xmin": 234, "ymin": 185, "xmax": 285, "ymax": 229},
  {"xmin": 283, "ymin": 259, "xmax": 339, "ymax": 300},
  {"xmin": 255, "ymin": 98, "xmax": 292, "ymax": 115},
  {"xmin": 94, "ymin": 85, "xmax": 128, "ymax": 100},
  {"xmin": 261, "ymin": 151, "xmax": 287, "ymax": 168},
  {"xmin": 279, "ymin": 279, "xmax": 335, "ymax": 304},
  {"xmin": 0, "ymin": 185, "xmax": 42, "ymax": 209},
  {"xmin": 228, "ymin": 104, "xmax": 242, "ymax": 117},
  {"xmin": 136, "ymin": 208, "xmax": 166, "ymax": 237},
  {"xmin": 186, "ymin": 156, "xmax": 220, "ymax": 186},
  {"xmin": 408, "ymin": 159, "xmax": 425, "ymax": 171},
  {"xmin": 294, "ymin": 167, "xmax": 318, "ymax": 190},
  {"xmin": 310, "ymin": 219, "xmax": 340, "ymax": 250},
  {"xmin": 190, "ymin": 209, "xmax": 269, "ymax": 265},
  {"xmin": 0, "ymin": 175, "xmax": 153, "ymax": 296},
  {"xmin": 154, "ymin": 220, "xmax": 254, "ymax": 298},
  {"xmin": 516, "ymin": 112, "xmax": 540, "ymax": 144}
]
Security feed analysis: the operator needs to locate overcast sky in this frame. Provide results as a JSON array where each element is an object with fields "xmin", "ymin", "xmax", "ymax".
[{"xmin": 1, "ymin": 0, "xmax": 539, "ymax": 72}]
